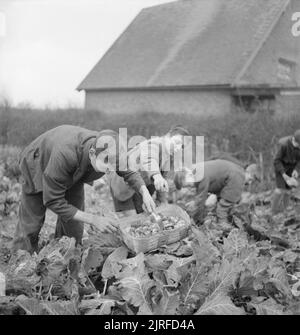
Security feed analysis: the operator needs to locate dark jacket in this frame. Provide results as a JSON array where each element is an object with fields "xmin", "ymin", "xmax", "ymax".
[
  {"xmin": 274, "ymin": 136, "xmax": 300, "ymax": 175},
  {"xmin": 19, "ymin": 125, "xmax": 145, "ymax": 222},
  {"xmin": 207, "ymin": 152, "xmax": 246, "ymax": 169},
  {"xmin": 191, "ymin": 159, "xmax": 245, "ymax": 224},
  {"xmin": 195, "ymin": 159, "xmax": 245, "ymax": 204}
]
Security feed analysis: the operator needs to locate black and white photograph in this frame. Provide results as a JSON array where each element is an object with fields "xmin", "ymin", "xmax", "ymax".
[{"xmin": 0, "ymin": 0, "xmax": 300, "ymax": 319}]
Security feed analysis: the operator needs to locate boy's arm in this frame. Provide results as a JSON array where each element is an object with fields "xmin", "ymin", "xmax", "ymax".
[
  {"xmin": 139, "ymin": 140, "xmax": 161, "ymax": 179},
  {"xmin": 156, "ymin": 171, "xmax": 173, "ymax": 204},
  {"xmin": 116, "ymin": 169, "xmax": 145, "ymax": 194},
  {"xmin": 191, "ymin": 178, "xmax": 210, "ymax": 224},
  {"xmin": 140, "ymin": 140, "xmax": 168, "ymax": 192},
  {"xmin": 116, "ymin": 169, "xmax": 156, "ymax": 213},
  {"xmin": 273, "ymin": 142, "xmax": 294, "ymax": 183},
  {"xmin": 42, "ymin": 149, "xmax": 79, "ymax": 223},
  {"xmin": 42, "ymin": 149, "xmax": 118, "ymax": 233}
]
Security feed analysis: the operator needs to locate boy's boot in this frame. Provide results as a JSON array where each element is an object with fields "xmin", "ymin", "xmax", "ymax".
[
  {"xmin": 216, "ymin": 199, "xmax": 233, "ymax": 233},
  {"xmin": 271, "ymin": 189, "xmax": 284, "ymax": 215}
]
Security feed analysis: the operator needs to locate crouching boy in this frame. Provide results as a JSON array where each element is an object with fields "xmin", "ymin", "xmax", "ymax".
[
  {"xmin": 271, "ymin": 130, "xmax": 300, "ymax": 215},
  {"xmin": 174, "ymin": 159, "xmax": 259, "ymax": 230}
]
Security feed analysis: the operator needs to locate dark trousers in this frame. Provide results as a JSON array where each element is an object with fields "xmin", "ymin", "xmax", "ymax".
[
  {"xmin": 271, "ymin": 168, "xmax": 293, "ymax": 215},
  {"xmin": 12, "ymin": 183, "xmax": 85, "ymax": 253},
  {"xmin": 111, "ymin": 184, "xmax": 156, "ymax": 214}
]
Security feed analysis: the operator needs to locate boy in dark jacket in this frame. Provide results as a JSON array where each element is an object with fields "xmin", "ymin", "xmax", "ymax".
[
  {"xmin": 12, "ymin": 125, "xmax": 156, "ymax": 253},
  {"xmin": 174, "ymin": 160, "xmax": 259, "ymax": 229},
  {"xmin": 271, "ymin": 130, "xmax": 300, "ymax": 214}
]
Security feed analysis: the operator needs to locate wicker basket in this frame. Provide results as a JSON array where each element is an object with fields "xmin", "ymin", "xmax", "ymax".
[{"xmin": 118, "ymin": 204, "xmax": 191, "ymax": 254}]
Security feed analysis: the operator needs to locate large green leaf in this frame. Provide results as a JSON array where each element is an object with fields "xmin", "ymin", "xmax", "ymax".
[
  {"xmin": 41, "ymin": 300, "xmax": 79, "ymax": 315},
  {"xmin": 223, "ymin": 229, "xmax": 249, "ymax": 261},
  {"xmin": 79, "ymin": 293, "xmax": 117, "ymax": 315},
  {"xmin": 267, "ymin": 264, "xmax": 292, "ymax": 300},
  {"xmin": 207, "ymin": 258, "xmax": 242, "ymax": 295},
  {"xmin": 291, "ymin": 280, "xmax": 300, "ymax": 297},
  {"xmin": 178, "ymin": 229, "xmax": 223, "ymax": 310},
  {"xmin": 6, "ymin": 250, "xmax": 39, "ymax": 285},
  {"xmin": 238, "ymin": 255, "xmax": 270, "ymax": 293},
  {"xmin": 178, "ymin": 262, "xmax": 211, "ymax": 309},
  {"xmin": 37, "ymin": 236, "xmax": 77, "ymax": 262},
  {"xmin": 191, "ymin": 228, "xmax": 220, "ymax": 266},
  {"xmin": 137, "ymin": 283, "xmax": 181, "ymax": 315},
  {"xmin": 145, "ymin": 254, "xmax": 174, "ymax": 271},
  {"xmin": 251, "ymin": 298, "xmax": 286, "ymax": 315},
  {"xmin": 151, "ymin": 289, "xmax": 181, "ymax": 315},
  {"xmin": 115, "ymin": 253, "xmax": 155, "ymax": 313},
  {"xmin": 101, "ymin": 246, "xmax": 129, "ymax": 279},
  {"xmin": 195, "ymin": 294, "xmax": 245, "ymax": 315},
  {"xmin": 118, "ymin": 275, "xmax": 155, "ymax": 308},
  {"xmin": 82, "ymin": 247, "xmax": 104, "ymax": 273},
  {"xmin": 165, "ymin": 255, "xmax": 195, "ymax": 287},
  {"xmin": 16, "ymin": 297, "xmax": 43, "ymax": 315},
  {"xmin": 17, "ymin": 297, "xmax": 79, "ymax": 315},
  {"xmin": 194, "ymin": 258, "xmax": 244, "ymax": 315}
]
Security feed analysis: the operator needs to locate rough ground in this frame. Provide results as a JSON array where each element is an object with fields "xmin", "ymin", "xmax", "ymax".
[
  {"xmin": 0, "ymin": 178, "xmax": 300, "ymax": 315},
  {"xmin": 0, "ymin": 181, "xmax": 113, "ymax": 272}
]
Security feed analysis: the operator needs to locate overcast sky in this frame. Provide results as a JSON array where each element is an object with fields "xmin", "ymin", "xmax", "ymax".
[{"xmin": 0, "ymin": 0, "xmax": 174, "ymax": 108}]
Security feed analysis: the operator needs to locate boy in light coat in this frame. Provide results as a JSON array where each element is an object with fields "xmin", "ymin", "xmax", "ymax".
[{"xmin": 108, "ymin": 126, "xmax": 191, "ymax": 214}]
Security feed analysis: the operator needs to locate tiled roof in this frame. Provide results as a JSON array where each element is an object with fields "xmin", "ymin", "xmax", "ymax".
[{"xmin": 78, "ymin": 0, "xmax": 289, "ymax": 90}]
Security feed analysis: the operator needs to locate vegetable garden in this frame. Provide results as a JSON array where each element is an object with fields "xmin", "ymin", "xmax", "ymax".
[{"xmin": 0, "ymin": 148, "xmax": 300, "ymax": 315}]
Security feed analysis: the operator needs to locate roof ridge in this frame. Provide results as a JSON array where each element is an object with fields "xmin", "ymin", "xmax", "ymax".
[{"xmin": 143, "ymin": 0, "xmax": 178, "ymax": 11}]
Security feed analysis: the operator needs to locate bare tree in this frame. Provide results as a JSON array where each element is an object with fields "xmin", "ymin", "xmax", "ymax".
[{"xmin": 0, "ymin": 95, "xmax": 12, "ymax": 145}]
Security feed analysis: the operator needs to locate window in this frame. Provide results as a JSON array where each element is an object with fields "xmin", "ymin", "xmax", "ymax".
[
  {"xmin": 277, "ymin": 58, "xmax": 297, "ymax": 83},
  {"xmin": 233, "ymin": 94, "xmax": 276, "ymax": 114}
]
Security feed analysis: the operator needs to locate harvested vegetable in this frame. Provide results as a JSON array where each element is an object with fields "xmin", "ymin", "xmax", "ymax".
[{"xmin": 128, "ymin": 214, "xmax": 186, "ymax": 238}]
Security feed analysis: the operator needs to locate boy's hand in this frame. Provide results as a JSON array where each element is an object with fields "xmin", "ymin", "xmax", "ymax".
[
  {"xmin": 285, "ymin": 176, "xmax": 298, "ymax": 188},
  {"xmin": 205, "ymin": 194, "xmax": 217, "ymax": 208},
  {"xmin": 91, "ymin": 216, "xmax": 119, "ymax": 234},
  {"xmin": 292, "ymin": 170, "xmax": 299, "ymax": 179},
  {"xmin": 185, "ymin": 200, "xmax": 196, "ymax": 212},
  {"xmin": 140, "ymin": 186, "xmax": 156, "ymax": 213},
  {"xmin": 153, "ymin": 174, "xmax": 169, "ymax": 192}
]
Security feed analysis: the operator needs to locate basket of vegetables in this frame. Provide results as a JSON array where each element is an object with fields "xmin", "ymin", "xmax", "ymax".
[{"xmin": 118, "ymin": 204, "xmax": 191, "ymax": 254}]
